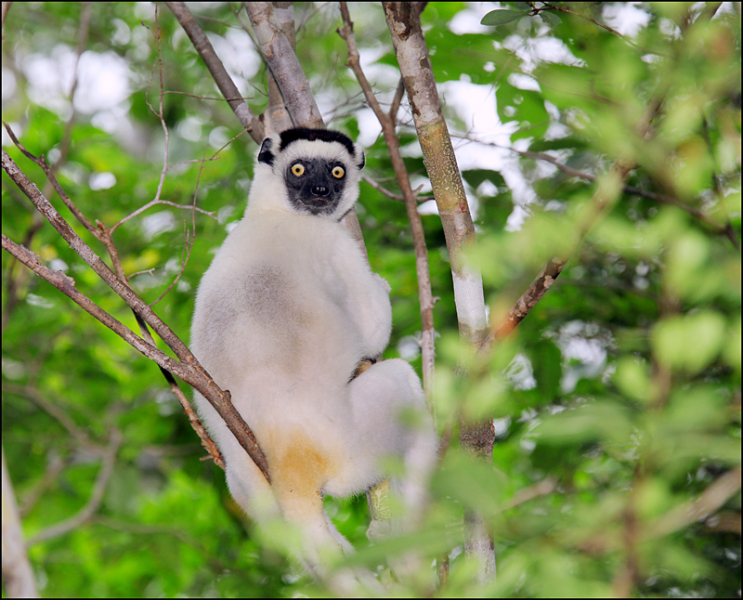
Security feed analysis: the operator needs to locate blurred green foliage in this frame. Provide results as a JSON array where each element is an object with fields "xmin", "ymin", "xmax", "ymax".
[{"xmin": 2, "ymin": 2, "xmax": 740, "ymax": 597}]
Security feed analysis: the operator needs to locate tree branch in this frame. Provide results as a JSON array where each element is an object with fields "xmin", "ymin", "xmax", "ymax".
[
  {"xmin": 245, "ymin": 1, "xmax": 323, "ymax": 129},
  {"xmin": 1, "ymin": 161, "xmax": 270, "ymax": 482},
  {"xmin": 454, "ymin": 132, "xmax": 739, "ymax": 249},
  {"xmin": 361, "ymin": 172, "xmax": 432, "ymax": 202},
  {"xmin": 265, "ymin": 2, "xmax": 295, "ymax": 134},
  {"xmin": 480, "ymin": 159, "xmax": 635, "ymax": 353},
  {"xmin": 240, "ymin": 1, "xmax": 371, "ymax": 253},
  {"xmin": 3, "ymin": 383, "xmax": 97, "ymax": 450},
  {"xmin": 383, "ymin": 0, "xmax": 493, "ymax": 581},
  {"xmin": 2, "ymin": 149, "xmax": 194, "ymax": 360},
  {"xmin": 339, "ymin": 2, "xmax": 436, "ymax": 404},
  {"xmin": 648, "ymin": 467, "xmax": 742, "ymax": 540},
  {"xmin": 5, "ymin": 52, "xmax": 223, "ymax": 468},
  {"xmin": 165, "ymin": 2, "xmax": 264, "ymax": 143},
  {"xmin": 26, "ymin": 429, "xmax": 123, "ymax": 546},
  {"xmin": 1, "ymin": 448, "xmax": 39, "ymax": 598},
  {"xmin": 383, "ymin": 2, "xmax": 487, "ymax": 347}
]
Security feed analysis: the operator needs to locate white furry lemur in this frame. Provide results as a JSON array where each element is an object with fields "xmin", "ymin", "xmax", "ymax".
[{"xmin": 190, "ymin": 128, "xmax": 437, "ymax": 561}]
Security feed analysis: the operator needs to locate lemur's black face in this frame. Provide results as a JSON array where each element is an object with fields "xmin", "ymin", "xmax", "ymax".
[
  {"xmin": 256, "ymin": 128, "xmax": 363, "ymax": 220},
  {"xmin": 283, "ymin": 158, "xmax": 348, "ymax": 216}
]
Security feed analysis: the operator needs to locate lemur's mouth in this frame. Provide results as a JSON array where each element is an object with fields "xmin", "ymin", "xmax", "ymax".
[
  {"xmin": 304, "ymin": 200, "xmax": 337, "ymax": 215},
  {"xmin": 306, "ymin": 197, "xmax": 333, "ymax": 207}
]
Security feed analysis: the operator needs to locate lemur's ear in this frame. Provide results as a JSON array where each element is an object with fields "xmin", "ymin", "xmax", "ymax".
[
  {"xmin": 258, "ymin": 135, "xmax": 280, "ymax": 166},
  {"xmin": 354, "ymin": 143, "xmax": 365, "ymax": 170}
]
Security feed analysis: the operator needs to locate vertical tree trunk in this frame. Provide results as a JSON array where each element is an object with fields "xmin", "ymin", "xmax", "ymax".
[
  {"xmin": 2, "ymin": 448, "xmax": 39, "ymax": 598},
  {"xmin": 383, "ymin": 1, "xmax": 495, "ymax": 581}
]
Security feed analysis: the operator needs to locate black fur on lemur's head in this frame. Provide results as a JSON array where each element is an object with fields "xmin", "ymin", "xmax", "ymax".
[{"xmin": 249, "ymin": 128, "xmax": 365, "ymax": 220}]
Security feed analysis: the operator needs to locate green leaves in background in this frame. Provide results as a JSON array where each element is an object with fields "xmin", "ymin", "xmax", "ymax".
[{"xmin": 2, "ymin": 2, "xmax": 740, "ymax": 597}]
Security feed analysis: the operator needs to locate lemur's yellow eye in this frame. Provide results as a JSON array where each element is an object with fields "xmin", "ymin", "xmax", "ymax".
[
  {"xmin": 332, "ymin": 166, "xmax": 345, "ymax": 179},
  {"xmin": 291, "ymin": 164, "xmax": 305, "ymax": 176}
]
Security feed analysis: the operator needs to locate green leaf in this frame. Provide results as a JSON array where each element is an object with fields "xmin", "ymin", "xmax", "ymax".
[
  {"xmin": 432, "ymin": 451, "xmax": 508, "ymax": 516},
  {"xmin": 540, "ymin": 11, "xmax": 562, "ymax": 27},
  {"xmin": 535, "ymin": 401, "xmax": 634, "ymax": 445},
  {"xmin": 652, "ymin": 311, "xmax": 726, "ymax": 374},
  {"xmin": 530, "ymin": 339, "xmax": 563, "ymax": 398},
  {"xmin": 533, "ymin": 63, "xmax": 595, "ymax": 113},
  {"xmin": 613, "ymin": 356, "xmax": 652, "ymax": 404},
  {"xmin": 481, "ymin": 9, "xmax": 529, "ymax": 27}
]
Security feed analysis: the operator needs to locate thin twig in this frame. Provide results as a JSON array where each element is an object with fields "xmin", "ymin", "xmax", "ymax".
[
  {"xmin": 501, "ymin": 477, "xmax": 557, "ymax": 511},
  {"xmin": 165, "ymin": 2, "xmax": 264, "ymax": 141},
  {"xmin": 149, "ymin": 152, "xmax": 206, "ymax": 307},
  {"xmin": 1, "ymin": 158, "xmax": 270, "ymax": 481},
  {"xmin": 452, "ymin": 132, "xmax": 739, "ymax": 249},
  {"xmin": 3, "ymin": 383, "xmax": 97, "ymax": 449},
  {"xmin": 3, "ymin": 149, "xmax": 193, "ymax": 359},
  {"xmin": 389, "ymin": 77, "xmax": 405, "ymax": 128},
  {"xmin": 339, "ymin": 2, "xmax": 436, "ymax": 405},
  {"xmin": 111, "ymin": 198, "xmax": 214, "ymax": 232},
  {"xmin": 163, "ymin": 90, "xmax": 254, "ymax": 102},
  {"xmin": 19, "ymin": 452, "xmax": 66, "ymax": 517},
  {"xmin": 480, "ymin": 158, "xmax": 635, "ymax": 354},
  {"xmin": 534, "ymin": 2, "xmax": 670, "ymax": 57},
  {"xmin": 361, "ymin": 172, "xmax": 432, "ymax": 202},
  {"xmin": 480, "ymin": 258, "xmax": 566, "ymax": 353},
  {"xmin": 647, "ymin": 467, "xmax": 742, "ymax": 539},
  {"xmin": 136, "ymin": 6, "xmax": 172, "ymax": 236},
  {"xmin": 27, "ymin": 429, "xmax": 123, "ymax": 546},
  {"xmin": 55, "ymin": 2, "xmax": 92, "ymax": 165},
  {"xmin": 2, "ymin": 121, "xmax": 102, "ymax": 241}
]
